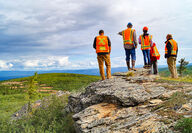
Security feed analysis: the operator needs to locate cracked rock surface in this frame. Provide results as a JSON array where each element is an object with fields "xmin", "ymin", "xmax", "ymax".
[{"xmin": 68, "ymin": 68, "xmax": 192, "ymax": 133}]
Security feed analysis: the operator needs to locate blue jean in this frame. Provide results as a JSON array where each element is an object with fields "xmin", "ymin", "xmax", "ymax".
[
  {"xmin": 142, "ymin": 50, "xmax": 150, "ymax": 65},
  {"xmin": 125, "ymin": 48, "xmax": 136, "ymax": 61}
]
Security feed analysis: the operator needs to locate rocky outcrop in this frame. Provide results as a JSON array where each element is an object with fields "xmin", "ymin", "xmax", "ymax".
[
  {"xmin": 68, "ymin": 78, "xmax": 166, "ymax": 113},
  {"xmin": 68, "ymin": 68, "xmax": 192, "ymax": 133},
  {"xmin": 72, "ymin": 103, "xmax": 172, "ymax": 133}
]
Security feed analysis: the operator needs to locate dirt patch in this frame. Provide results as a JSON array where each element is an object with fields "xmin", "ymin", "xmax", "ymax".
[
  {"xmin": 40, "ymin": 84, "xmax": 47, "ymax": 86},
  {"xmin": 41, "ymin": 87, "xmax": 53, "ymax": 89},
  {"xmin": 90, "ymin": 103, "xmax": 117, "ymax": 119},
  {"xmin": 2, "ymin": 81, "xmax": 23, "ymax": 85},
  {"xmin": 38, "ymin": 89, "xmax": 57, "ymax": 94}
]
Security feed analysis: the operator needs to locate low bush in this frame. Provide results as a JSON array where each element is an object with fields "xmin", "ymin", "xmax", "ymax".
[
  {"xmin": 175, "ymin": 118, "xmax": 192, "ymax": 133},
  {"xmin": 0, "ymin": 95, "xmax": 75, "ymax": 133}
]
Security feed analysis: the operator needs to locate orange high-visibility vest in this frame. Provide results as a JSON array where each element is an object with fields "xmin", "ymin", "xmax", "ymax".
[
  {"xmin": 139, "ymin": 35, "xmax": 152, "ymax": 50},
  {"xmin": 96, "ymin": 35, "xmax": 109, "ymax": 53},
  {"xmin": 152, "ymin": 45, "xmax": 160, "ymax": 60},
  {"xmin": 122, "ymin": 28, "xmax": 135, "ymax": 45},
  {"xmin": 165, "ymin": 39, "xmax": 178, "ymax": 55}
]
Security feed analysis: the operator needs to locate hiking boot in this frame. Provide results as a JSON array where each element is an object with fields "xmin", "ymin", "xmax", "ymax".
[
  {"xmin": 147, "ymin": 63, "xmax": 152, "ymax": 69},
  {"xmin": 132, "ymin": 60, "xmax": 137, "ymax": 71},
  {"xmin": 144, "ymin": 65, "xmax": 148, "ymax": 69},
  {"xmin": 126, "ymin": 61, "xmax": 132, "ymax": 71}
]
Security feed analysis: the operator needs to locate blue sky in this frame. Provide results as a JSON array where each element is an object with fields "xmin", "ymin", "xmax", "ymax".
[{"xmin": 0, "ymin": 0, "xmax": 191, "ymax": 70}]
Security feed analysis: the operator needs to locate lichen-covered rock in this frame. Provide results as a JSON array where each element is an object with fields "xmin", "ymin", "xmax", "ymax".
[
  {"xmin": 67, "ymin": 68, "xmax": 192, "ymax": 133},
  {"xmin": 73, "ymin": 103, "xmax": 172, "ymax": 133},
  {"xmin": 68, "ymin": 77, "xmax": 166, "ymax": 113}
]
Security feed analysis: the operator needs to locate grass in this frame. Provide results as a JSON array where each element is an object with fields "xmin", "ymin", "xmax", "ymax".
[
  {"xmin": 152, "ymin": 92, "xmax": 191, "ymax": 120},
  {"xmin": 175, "ymin": 118, "xmax": 192, "ymax": 133},
  {"xmin": 0, "ymin": 93, "xmax": 49, "ymax": 120},
  {"xmin": 157, "ymin": 76, "xmax": 192, "ymax": 84},
  {"xmin": 0, "ymin": 73, "xmax": 100, "ymax": 128},
  {"xmin": 153, "ymin": 92, "xmax": 192, "ymax": 132},
  {"xmin": 157, "ymin": 66, "xmax": 192, "ymax": 83},
  {"xmin": 159, "ymin": 65, "xmax": 192, "ymax": 77},
  {"xmin": 0, "ymin": 95, "xmax": 75, "ymax": 133},
  {"xmin": 11, "ymin": 73, "xmax": 100, "ymax": 91}
]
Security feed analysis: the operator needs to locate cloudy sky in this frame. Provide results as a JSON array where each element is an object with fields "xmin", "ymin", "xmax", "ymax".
[{"xmin": 0, "ymin": 0, "xmax": 191, "ymax": 70}]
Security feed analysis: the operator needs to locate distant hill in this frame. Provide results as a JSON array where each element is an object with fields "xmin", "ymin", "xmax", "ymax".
[
  {"xmin": 0, "ymin": 64, "xmax": 191, "ymax": 81},
  {"xmin": 0, "ymin": 67, "xmax": 128, "ymax": 81}
]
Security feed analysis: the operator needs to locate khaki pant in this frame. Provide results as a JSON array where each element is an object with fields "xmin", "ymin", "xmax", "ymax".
[
  {"xmin": 167, "ymin": 57, "xmax": 178, "ymax": 78},
  {"xmin": 97, "ymin": 54, "xmax": 111, "ymax": 80}
]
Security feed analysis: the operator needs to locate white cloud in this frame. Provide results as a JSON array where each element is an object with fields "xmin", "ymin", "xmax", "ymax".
[
  {"xmin": 23, "ymin": 60, "xmax": 39, "ymax": 67},
  {"xmin": 22, "ymin": 56, "xmax": 70, "ymax": 69},
  {"xmin": 0, "ymin": 0, "xmax": 191, "ymax": 70},
  {"xmin": 0, "ymin": 60, "xmax": 13, "ymax": 70}
]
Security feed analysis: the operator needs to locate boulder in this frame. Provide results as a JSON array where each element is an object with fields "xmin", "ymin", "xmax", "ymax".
[
  {"xmin": 68, "ymin": 77, "xmax": 166, "ymax": 113},
  {"xmin": 73, "ymin": 103, "xmax": 172, "ymax": 133},
  {"xmin": 67, "ymin": 68, "xmax": 191, "ymax": 133}
]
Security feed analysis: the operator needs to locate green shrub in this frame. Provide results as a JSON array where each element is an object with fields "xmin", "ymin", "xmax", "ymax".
[
  {"xmin": 0, "ymin": 85, "xmax": 24, "ymax": 95},
  {"xmin": 0, "ymin": 73, "xmax": 100, "ymax": 132},
  {"xmin": 175, "ymin": 118, "xmax": 192, "ymax": 133},
  {"xmin": 0, "ymin": 95, "xmax": 75, "ymax": 133}
]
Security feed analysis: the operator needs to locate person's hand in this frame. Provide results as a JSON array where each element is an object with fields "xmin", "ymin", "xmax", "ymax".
[{"xmin": 118, "ymin": 32, "xmax": 122, "ymax": 36}]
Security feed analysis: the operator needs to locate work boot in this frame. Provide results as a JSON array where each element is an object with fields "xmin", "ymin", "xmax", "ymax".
[
  {"xmin": 147, "ymin": 63, "xmax": 151, "ymax": 69},
  {"xmin": 143, "ymin": 63, "xmax": 147, "ymax": 68},
  {"xmin": 132, "ymin": 60, "xmax": 137, "ymax": 71},
  {"xmin": 126, "ymin": 61, "xmax": 132, "ymax": 71}
]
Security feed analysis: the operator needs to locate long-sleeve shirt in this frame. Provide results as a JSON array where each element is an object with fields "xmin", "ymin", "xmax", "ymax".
[
  {"xmin": 93, "ymin": 36, "xmax": 111, "ymax": 55},
  {"xmin": 119, "ymin": 29, "xmax": 138, "ymax": 49},
  {"xmin": 164, "ymin": 38, "xmax": 178, "ymax": 58}
]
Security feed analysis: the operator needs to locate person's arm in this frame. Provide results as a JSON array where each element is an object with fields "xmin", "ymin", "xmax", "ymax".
[
  {"xmin": 118, "ymin": 31, "xmax": 123, "ymax": 36},
  {"xmin": 107, "ymin": 37, "xmax": 111, "ymax": 53},
  {"xmin": 133, "ymin": 31, "xmax": 138, "ymax": 48},
  {"xmin": 164, "ymin": 41, "xmax": 167, "ymax": 58},
  {"xmin": 166, "ymin": 42, "xmax": 172, "ymax": 58},
  {"xmin": 93, "ymin": 37, "xmax": 96, "ymax": 49}
]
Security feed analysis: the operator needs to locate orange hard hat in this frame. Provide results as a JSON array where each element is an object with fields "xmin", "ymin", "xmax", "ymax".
[{"xmin": 143, "ymin": 26, "xmax": 148, "ymax": 31}]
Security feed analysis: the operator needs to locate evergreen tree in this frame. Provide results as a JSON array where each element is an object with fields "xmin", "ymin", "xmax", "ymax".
[
  {"xmin": 178, "ymin": 58, "xmax": 189, "ymax": 77},
  {"xmin": 26, "ymin": 72, "xmax": 41, "ymax": 112}
]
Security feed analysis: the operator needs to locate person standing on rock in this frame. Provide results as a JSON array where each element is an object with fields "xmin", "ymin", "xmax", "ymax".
[
  {"xmin": 93, "ymin": 30, "xmax": 111, "ymax": 80},
  {"xmin": 118, "ymin": 22, "xmax": 138, "ymax": 71},
  {"xmin": 139, "ymin": 27, "xmax": 153, "ymax": 68},
  {"xmin": 165, "ymin": 34, "xmax": 178, "ymax": 78},
  {"xmin": 150, "ymin": 43, "xmax": 160, "ymax": 74}
]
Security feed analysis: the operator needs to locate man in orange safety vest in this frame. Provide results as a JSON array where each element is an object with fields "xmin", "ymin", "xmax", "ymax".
[
  {"xmin": 165, "ymin": 34, "xmax": 178, "ymax": 78},
  {"xmin": 118, "ymin": 22, "xmax": 138, "ymax": 71},
  {"xmin": 93, "ymin": 30, "xmax": 111, "ymax": 80}
]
